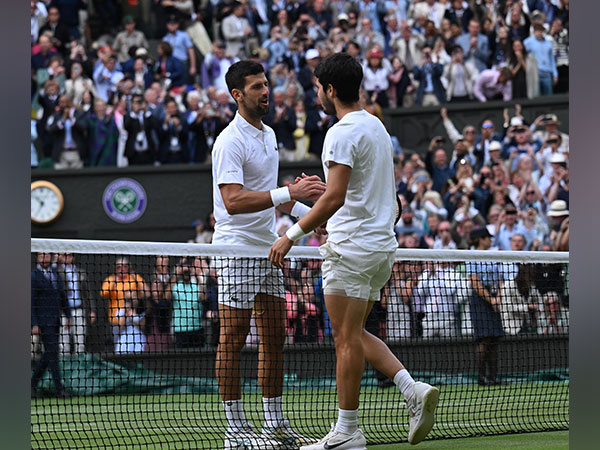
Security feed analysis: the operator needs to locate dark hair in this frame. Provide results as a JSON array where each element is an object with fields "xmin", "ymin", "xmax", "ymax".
[
  {"xmin": 158, "ymin": 41, "xmax": 173, "ymax": 57},
  {"xmin": 499, "ymin": 67, "xmax": 513, "ymax": 80},
  {"xmin": 314, "ymin": 52, "xmax": 363, "ymax": 104},
  {"xmin": 131, "ymin": 93, "xmax": 144, "ymax": 103},
  {"xmin": 225, "ymin": 60, "xmax": 265, "ymax": 96}
]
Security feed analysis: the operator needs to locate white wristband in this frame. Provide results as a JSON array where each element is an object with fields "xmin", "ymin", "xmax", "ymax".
[
  {"xmin": 286, "ymin": 223, "xmax": 308, "ymax": 242},
  {"xmin": 290, "ymin": 202, "xmax": 311, "ymax": 219},
  {"xmin": 270, "ymin": 187, "xmax": 291, "ymax": 207}
]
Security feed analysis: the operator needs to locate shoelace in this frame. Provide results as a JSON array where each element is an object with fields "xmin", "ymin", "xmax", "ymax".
[
  {"xmin": 314, "ymin": 424, "xmax": 337, "ymax": 445},
  {"xmin": 407, "ymin": 396, "xmax": 418, "ymax": 418}
]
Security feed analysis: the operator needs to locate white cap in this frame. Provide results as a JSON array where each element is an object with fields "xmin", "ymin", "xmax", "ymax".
[
  {"xmin": 305, "ymin": 48, "xmax": 320, "ymax": 60},
  {"xmin": 550, "ymin": 153, "xmax": 567, "ymax": 164},
  {"xmin": 510, "ymin": 117, "xmax": 523, "ymax": 126},
  {"xmin": 489, "ymin": 141, "xmax": 502, "ymax": 152}
]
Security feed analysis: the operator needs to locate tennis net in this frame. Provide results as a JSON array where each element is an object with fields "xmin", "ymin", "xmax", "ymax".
[{"xmin": 30, "ymin": 238, "xmax": 569, "ymax": 449}]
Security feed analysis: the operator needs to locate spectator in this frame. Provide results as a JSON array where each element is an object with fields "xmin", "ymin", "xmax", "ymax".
[
  {"xmin": 64, "ymin": 61, "xmax": 97, "ymax": 107},
  {"xmin": 548, "ymin": 17, "xmax": 568, "ymax": 93},
  {"xmin": 184, "ymin": 90, "xmax": 211, "ymax": 164},
  {"xmin": 362, "ymin": 47, "xmax": 392, "ymax": 108},
  {"xmin": 221, "ymin": 1, "xmax": 255, "ymax": 59},
  {"xmin": 171, "ymin": 258, "xmax": 205, "ymax": 349},
  {"xmin": 506, "ymin": 2, "xmax": 531, "ymax": 42},
  {"xmin": 432, "ymin": 220, "xmax": 456, "ymax": 249},
  {"xmin": 450, "ymin": 215, "xmax": 475, "ymax": 249},
  {"xmin": 424, "ymin": 138, "xmax": 454, "ymax": 193},
  {"xmin": 390, "ymin": 23, "xmax": 424, "ymax": 71},
  {"xmin": 147, "ymin": 256, "xmax": 173, "ymax": 351},
  {"xmin": 524, "ymin": 23, "xmax": 557, "ymax": 95},
  {"xmin": 445, "ymin": 0, "xmax": 474, "ymax": 32},
  {"xmin": 412, "ymin": 47, "xmax": 445, "ymax": 106},
  {"xmin": 87, "ymin": 99, "xmax": 119, "ymax": 166},
  {"xmin": 473, "ymin": 67, "xmax": 513, "ymax": 102},
  {"xmin": 191, "ymin": 212, "xmax": 215, "ymax": 243},
  {"xmin": 114, "ymin": 291, "xmax": 147, "ymax": 354},
  {"xmin": 500, "ymin": 264, "xmax": 542, "ymax": 335},
  {"xmin": 31, "ymin": 0, "xmax": 48, "ymax": 45},
  {"xmin": 519, "ymin": 203, "xmax": 548, "ymax": 249},
  {"xmin": 547, "ymin": 162, "xmax": 569, "ymax": 207},
  {"xmin": 93, "ymin": 54, "xmax": 124, "ymax": 102},
  {"xmin": 100, "ymin": 257, "xmax": 150, "ymax": 346},
  {"xmin": 263, "ymin": 86, "xmax": 297, "ymax": 161},
  {"xmin": 493, "ymin": 204, "xmax": 531, "ymax": 250},
  {"xmin": 383, "ymin": 261, "xmax": 415, "ymax": 341},
  {"xmin": 201, "ymin": 41, "xmax": 239, "ymax": 92},
  {"xmin": 46, "ymin": 94, "xmax": 87, "ymax": 169},
  {"xmin": 158, "ymin": 97, "xmax": 189, "ymax": 163},
  {"xmin": 163, "ymin": 15, "xmax": 197, "ymax": 82},
  {"xmin": 31, "ymin": 251, "xmax": 70, "ymax": 397},
  {"xmin": 466, "ymin": 227, "xmax": 505, "ymax": 386},
  {"xmin": 443, "ymin": 45, "xmax": 477, "ymax": 103},
  {"xmin": 154, "ymin": 41, "xmax": 185, "ymax": 89},
  {"xmin": 263, "ymin": 26, "xmax": 289, "ymax": 68},
  {"xmin": 473, "ymin": 120, "xmax": 502, "ymax": 170},
  {"xmin": 49, "ymin": 0, "xmax": 87, "ymax": 39},
  {"xmin": 490, "ymin": 25, "xmax": 511, "ymax": 68},
  {"xmin": 297, "ymin": 48, "xmax": 321, "ymax": 92},
  {"xmin": 308, "ymin": 0, "xmax": 333, "ymax": 33},
  {"xmin": 456, "ymin": 19, "xmax": 490, "ymax": 73},
  {"xmin": 530, "ymin": 113, "xmax": 569, "ymax": 149},
  {"xmin": 38, "ymin": 6, "xmax": 71, "ymax": 56},
  {"xmin": 124, "ymin": 93, "xmax": 159, "ymax": 165},
  {"xmin": 304, "ymin": 93, "xmax": 334, "ymax": 159},
  {"xmin": 113, "ymin": 15, "xmax": 149, "ymax": 64},
  {"xmin": 128, "ymin": 55, "xmax": 155, "ymax": 92},
  {"xmin": 507, "ymin": 39, "xmax": 539, "ymax": 99},
  {"xmin": 395, "ymin": 205, "xmax": 425, "ymax": 242},
  {"xmin": 387, "ymin": 55, "xmax": 414, "ymax": 108},
  {"xmin": 31, "ymin": 34, "xmax": 58, "ymax": 71},
  {"xmin": 410, "ymin": 0, "xmax": 445, "ymax": 29}
]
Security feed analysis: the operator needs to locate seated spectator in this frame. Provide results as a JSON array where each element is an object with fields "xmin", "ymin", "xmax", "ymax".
[
  {"xmin": 530, "ymin": 113, "xmax": 569, "ymax": 149},
  {"xmin": 493, "ymin": 204, "xmax": 531, "ymax": 250},
  {"xmin": 46, "ymin": 94, "xmax": 87, "ymax": 169},
  {"xmin": 507, "ymin": 39, "xmax": 539, "ymax": 100},
  {"xmin": 539, "ymin": 291, "xmax": 568, "ymax": 334},
  {"xmin": 87, "ymin": 99, "xmax": 119, "ymax": 167},
  {"xmin": 412, "ymin": 47, "xmax": 446, "ymax": 106},
  {"xmin": 456, "ymin": 19, "xmax": 490, "ymax": 73},
  {"xmin": 304, "ymin": 93, "xmax": 334, "ymax": 159},
  {"xmin": 395, "ymin": 205, "xmax": 425, "ymax": 239},
  {"xmin": 524, "ymin": 24, "xmax": 558, "ymax": 96},
  {"xmin": 124, "ymin": 93, "xmax": 159, "ymax": 165},
  {"xmin": 114, "ymin": 294, "xmax": 147, "ymax": 354},
  {"xmin": 473, "ymin": 67, "xmax": 513, "ymax": 102},
  {"xmin": 500, "ymin": 264, "xmax": 542, "ymax": 335},
  {"xmin": 504, "ymin": 125, "xmax": 543, "ymax": 169},
  {"xmin": 450, "ymin": 216, "xmax": 475, "ymax": 249},
  {"xmin": 443, "ymin": 45, "xmax": 478, "ymax": 103},
  {"xmin": 171, "ymin": 258, "xmax": 205, "ymax": 349},
  {"xmin": 113, "ymin": 15, "xmax": 149, "ymax": 64},
  {"xmin": 538, "ymin": 152, "xmax": 566, "ymax": 199},
  {"xmin": 158, "ymin": 97, "xmax": 189, "ymax": 164},
  {"xmin": 433, "ymin": 220, "xmax": 457, "ymax": 249},
  {"xmin": 147, "ymin": 256, "xmax": 174, "ymax": 351},
  {"xmin": 472, "ymin": 165, "xmax": 493, "ymax": 217},
  {"xmin": 263, "ymin": 26, "xmax": 289, "ymax": 68},
  {"xmin": 538, "ymin": 131, "xmax": 568, "ymax": 175},
  {"xmin": 297, "ymin": 48, "xmax": 321, "ymax": 92}
]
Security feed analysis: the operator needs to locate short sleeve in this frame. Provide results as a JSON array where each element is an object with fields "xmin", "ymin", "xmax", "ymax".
[
  {"xmin": 213, "ymin": 137, "xmax": 245, "ymax": 186},
  {"xmin": 183, "ymin": 33, "xmax": 193, "ymax": 48},
  {"xmin": 322, "ymin": 129, "xmax": 355, "ymax": 169}
]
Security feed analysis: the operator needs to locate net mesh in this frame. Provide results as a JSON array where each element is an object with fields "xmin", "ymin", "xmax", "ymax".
[{"xmin": 30, "ymin": 239, "xmax": 569, "ymax": 448}]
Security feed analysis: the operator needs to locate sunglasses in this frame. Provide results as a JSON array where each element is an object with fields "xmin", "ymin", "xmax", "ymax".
[
  {"xmin": 482, "ymin": 123, "xmax": 494, "ymax": 129},
  {"xmin": 527, "ymin": 191, "xmax": 536, "ymax": 195}
]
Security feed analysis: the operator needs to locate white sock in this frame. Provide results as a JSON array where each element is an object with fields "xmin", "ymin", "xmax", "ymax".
[
  {"xmin": 223, "ymin": 399, "xmax": 246, "ymax": 432},
  {"xmin": 263, "ymin": 396, "xmax": 284, "ymax": 429},
  {"xmin": 394, "ymin": 369, "xmax": 416, "ymax": 399},
  {"xmin": 335, "ymin": 408, "xmax": 359, "ymax": 434}
]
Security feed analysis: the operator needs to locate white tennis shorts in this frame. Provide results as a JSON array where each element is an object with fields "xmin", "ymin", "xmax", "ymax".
[
  {"xmin": 319, "ymin": 240, "xmax": 395, "ymax": 301},
  {"xmin": 215, "ymin": 257, "xmax": 285, "ymax": 309}
]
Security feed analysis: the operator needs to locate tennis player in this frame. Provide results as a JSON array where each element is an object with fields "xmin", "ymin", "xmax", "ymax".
[
  {"xmin": 212, "ymin": 60, "xmax": 325, "ymax": 450},
  {"xmin": 269, "ymin": 53, "xmax": 440, "ymax": 449}
]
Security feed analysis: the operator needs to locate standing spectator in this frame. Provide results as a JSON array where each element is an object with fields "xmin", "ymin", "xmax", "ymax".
[
  {"xmin": 113, "ymin": 15, "xmax": 149, "ymax": 64},
  {"xmin": 390, "ymin": 23, "xmax": 424, "ymax": 71},
  {"xmin": 158, "ymin": 97, "xmax": 189, "ymax": 163},
  {"xmin": 263, "ymin": 86, "xmax": 297, "ymax": 161},
  {"xmin": 114, "ymin": 291, "xmax": 147, "ymax": 354},
  {"xmin": 490, "ymin": 25, "xmax": 511, "ymax": 68},
  {"xmin": 412, "ymin": 47, "xmax": 445, "ymax": 106},
  {"xmin": 87, "ymin": 99, "xmax": 119, "ymax": 166},
  {"xmin": 493, "ymin": 204, "xmax": 530, "ymax": 250},
  {"xmin": 100, "ymin": 257, "xmax": 150, "ymax": 346},
  {"xmin": 163, "ymin": 15, "xmax": 197, "ymax": 83},
  {"xmin": 354, "ymin": 16, "xmax": 385, "ymax": 57},
  {"xmin": 506, "ymin": 2, "xmax": 531, "ymax": 42},
  {"xmin": 443, "ymin": 45, "xmax": 478, "ymax": 103},
  {"xmin": 147, "ymin": 256, "xmax": 173, "ymax": 351},
  {"xmin": 124, "ymin": 93, "xmax": 159, "ymax": 165},
  {"xmin": 154, "ymin": 39, "xmax": 187, "ymax": 89},
  {"xmin": 201, "ymin": 41, "xmax": 239, "ymax": 92},
  {"xmin": 409, "ymin": 0, "xmax": 445, "ymax": 29},
  {"xmin": 424, "ymin": 138, "xmax": 454, "ymax": 193},
  {"xmin": 473, "ymin": 120, "xmax": 503, "ymax": 170},
  {"xmin": 383, "ymin": 261, "xmax": 415, "ymax": 341},
  {"xmin": 444, "ymin": 0, "xmax": 474, "ymax": 33},
  {"xmin": 456, "ymin": 19, "xmax": 490, "ymax": 73},
  {"xmin": 297, "ymin": 48, "xmax": 321, "ymax": 92},
  {"xmin": 507, "ymin": 39, "xmax": 539, "ymax": 99},
  {"xmin": 262, "ymin": 26, "xmax": 289, "ymax": 68},
  {"xmin": 185, "ymin": 90, "xmax": 211, "ymax": 164},
  {"xmin": 524, "ymin": 23, "xmax": 557, "ymax": 96},
  {"xmin": 32, "ymin": 34, "xmax": 58, "ymax": 71},
  {"xmin": 221, "ymin": 1, "xmax": 254, "ymax": 59},
  {"xmin": 466, "ymin": 227, "xmax": 505, "ymax": 386},
  {"xmin": 473, "ymin": 67, "xmax": 513, "ymax": 102},
  {"xmin": 31, "ymin": 252, "xmax": 70, "ymax": 397},
  {"xmin": 48, "ymin": 0, "xmax": 86, "ymax": 39},
  {"xmin": 387, "ymin": 55, "xmax": 414, "ymax": 108},
  {"xmin": 64, "ymin": 62, "xmax": 97, "ymax": 107},
  {"xmin": 38, "ymin": 6, "xmax": 71, "ymax": 56},
  {"xmin": 548, "ymin": 17, "xmax": 568, "ymax": 93},
  {"xmin": 46, "ymin": 94, "xmax": 87, "ymax": 169},
  {"xmin": 31, "ymin": 0, "xmax": 48, "ymax": 45},
  {"xmin": 362, "ymin": 47, "xmax": 392, "ymax": 108},
  {"xmin": 171, "ymin": 258, "xmax": 205, "ymax": 349},
  {"xmin": 129, "ymin": 56, "xmax": 155, "ymax": 92},
  {"xmin": 500, "ymin": 264, "xmax": 542, "ymax": 335},
  {"xmin": 93, "ymin": 54, "xmax": 124, "ymax": 102},
  {"xmin": 304, "ymin": 93, "xmax": 334, "ymax": 159}
]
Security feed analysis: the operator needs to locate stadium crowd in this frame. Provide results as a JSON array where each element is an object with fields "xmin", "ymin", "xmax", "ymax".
[{"xmin": 31, "ymin": 0, "xmax": 569, "ymax": 168}]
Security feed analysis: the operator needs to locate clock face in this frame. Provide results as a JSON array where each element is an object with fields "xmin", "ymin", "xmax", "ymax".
[{"xmin": 31, "ymin": 181, "xmax": 64, "ymax": 224}]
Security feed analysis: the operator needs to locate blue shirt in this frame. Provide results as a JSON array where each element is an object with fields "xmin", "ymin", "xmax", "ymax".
[
  {"xmin": 494, "ymin": 223, "xmax": 534, "ymax": 250},
  {"xmin": 163, "ymin": 30, "xmax": 194, "ymax": 63},
  {"xmin": 524, "ymin": 36, "xmax": 558, "ymax": 77},
  {"xmin": 465, "ymin": 261, "xmax": 503, "ymax": 290}
]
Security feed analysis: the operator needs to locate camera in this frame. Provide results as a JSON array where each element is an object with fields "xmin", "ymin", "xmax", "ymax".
[{"xmin": 547, "ymin": 138, "xmax": 559, "ymax": 144}]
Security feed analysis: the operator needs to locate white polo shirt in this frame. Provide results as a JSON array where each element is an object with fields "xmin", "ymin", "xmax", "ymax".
[
  {"xmin": 212, "ymin": 112, "xmax": 280, "ymax": 246},
  {"xmin": 322, "ymin": 110, "xmax": 398, "ymax": 252}
]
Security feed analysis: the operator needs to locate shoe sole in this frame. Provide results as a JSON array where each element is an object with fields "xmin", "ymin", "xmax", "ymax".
[{"xmin": 408, "ymin": 387, "xmax": 440, "ymax": 445}]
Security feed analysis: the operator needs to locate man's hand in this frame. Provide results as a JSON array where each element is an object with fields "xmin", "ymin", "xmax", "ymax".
[
  {"xmin": 269, "ymin": 235, "xmax": 294, "ymax": 268},
  {"xmin": 32, "ymin": 326, "xmax": 40, "ymax": 335},
  {"xmin": 440, "ymin": 107, "xmax": 448, "ymax": 120},
  {"xmin": 288, "ymin": 174, "xmax": 326, "ymax": 202}
]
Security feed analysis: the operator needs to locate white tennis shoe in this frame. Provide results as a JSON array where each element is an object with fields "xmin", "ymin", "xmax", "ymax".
[
  {"xmin": 300, "ymin": 424, "xmax": 366, "ymax": 450},
  {"xmin": 261, "ymin": 419, "xmax": 315, "ymax": 449},
  {"xmin": 406, "ymin": 382, "xmax": 440, "ymax": 445},
  {"xmin": 224, "ymin": 422, "xmax": 282, "ymax": 450}
]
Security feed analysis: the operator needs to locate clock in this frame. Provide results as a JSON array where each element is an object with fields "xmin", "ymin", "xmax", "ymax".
[{"xmin": 31, "ymin": 180, "xmax": 64, "ymax": 225}]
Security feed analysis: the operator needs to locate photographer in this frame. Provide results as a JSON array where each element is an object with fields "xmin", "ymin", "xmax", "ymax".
[
  {"xmin": 424, "ymin": 136, "xmax": 454, "ymax": 193},
  {"xmin": 158, "ymin": 96, "xmax": 189, "ymax": 164},
  {"xmin": 412, "ymin": 46, "xmax": 446, "ymax": 106},
  {"xmin": 123, "ymin": 93, "xmax": 158, "ymax": 165}
]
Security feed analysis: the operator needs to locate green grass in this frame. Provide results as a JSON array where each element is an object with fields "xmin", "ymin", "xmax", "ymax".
[{"xmin": 31, "ymin": 381, "xmax": 568, "ymax": 449}]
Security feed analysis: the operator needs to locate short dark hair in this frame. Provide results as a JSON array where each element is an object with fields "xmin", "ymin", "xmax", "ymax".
[
  {"xmin": 131, "ymin": 93, "xmax": 144, "ymax": 103},
  {"xmin": 314, "ymin": 52, "xmax": 363, "ymax": 104},
  {"xmin": 225, "ymin": 60, "xmax": 265, "ymax": 96},
  {"xmin": 499, "ymin": 67, "xmax": 513, "ymax": 80}
]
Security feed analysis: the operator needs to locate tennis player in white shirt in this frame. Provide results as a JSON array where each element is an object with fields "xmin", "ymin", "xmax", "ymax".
[{"xmin": 270, "ymin": 53, "xmax": 440, "ymax": 449}]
